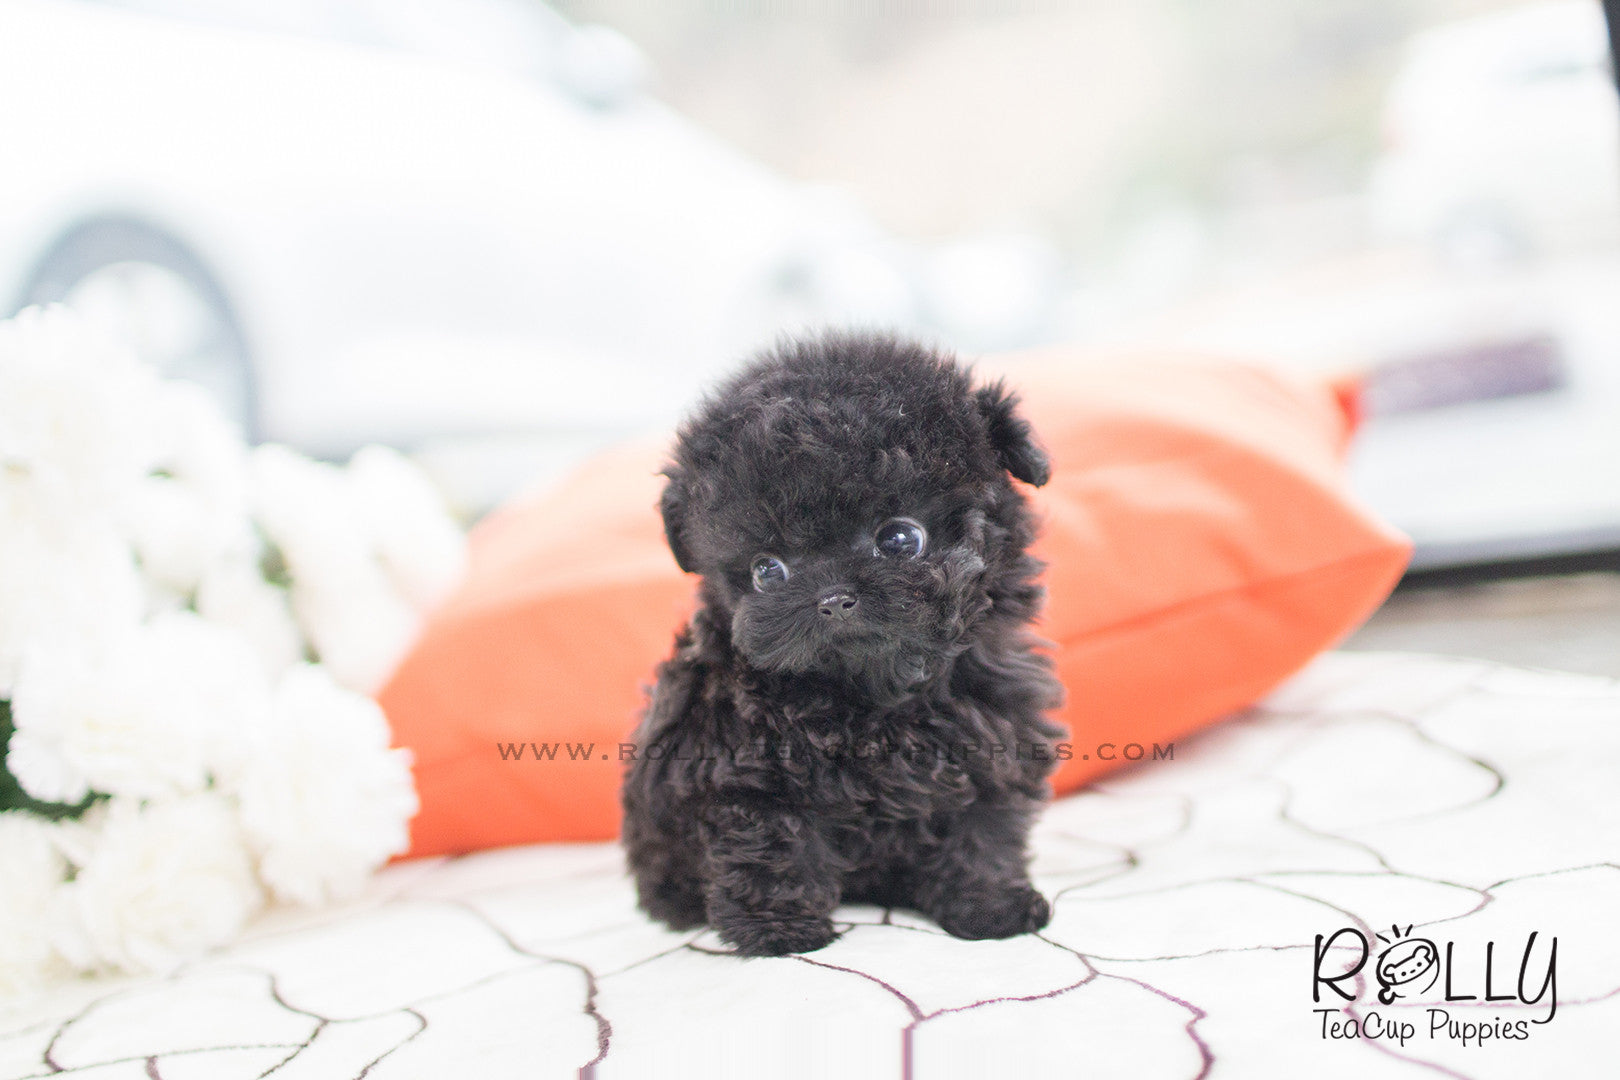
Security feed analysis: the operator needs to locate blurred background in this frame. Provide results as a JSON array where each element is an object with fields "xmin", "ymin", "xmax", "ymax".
[{"xmin": 3, "ymin": 0, "xmax": 1619, "ymax": 670}]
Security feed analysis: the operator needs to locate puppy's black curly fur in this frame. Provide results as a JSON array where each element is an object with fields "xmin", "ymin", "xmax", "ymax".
[{"xmin": 622, "ymin": 332, "xmax": 1062, "ymax": 957}]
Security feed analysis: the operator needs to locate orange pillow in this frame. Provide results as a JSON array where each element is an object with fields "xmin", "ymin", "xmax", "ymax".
[{"xmin": 381, "ymin": 352, "xmax": 1409, "ymax": 856}]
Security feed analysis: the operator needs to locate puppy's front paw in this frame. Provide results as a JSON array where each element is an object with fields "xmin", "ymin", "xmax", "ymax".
[
  {"xmin": 935, "ymin": 885, "xmax": 1050, "ymax": 940},
  {"xmin": 718, "ymin": 914, "xmax": 840, "ymax": 957},
  {"xmin": 640, "ymin": 881, "xmax": 708, "ymax": 932}
]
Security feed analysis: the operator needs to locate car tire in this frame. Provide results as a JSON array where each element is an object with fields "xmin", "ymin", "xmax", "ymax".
[{"xmin": 13, "ymin": 215, "xmax": 259, "ymax": 438}]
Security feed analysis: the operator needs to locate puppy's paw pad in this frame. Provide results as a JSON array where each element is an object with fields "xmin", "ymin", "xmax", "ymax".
[
  {"xmin": 936, "ymin": 886, "xmax": 1050, "ymax": 940},
  {"xmin": 720, "ymin": 915, "xmax": 839, "ymax": 957}
]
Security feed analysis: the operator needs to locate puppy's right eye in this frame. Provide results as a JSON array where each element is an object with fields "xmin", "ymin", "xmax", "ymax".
[
  {"xmin": 751, "ymin": 555, "xmax": 789, "ymax": 591},
  {"xmin": 874, "ymin": 518, "xmax": 926, "ymax": 559}
]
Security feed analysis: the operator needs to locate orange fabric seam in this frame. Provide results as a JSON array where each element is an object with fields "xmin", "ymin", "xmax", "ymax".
[{"xmin": 1042, "ymin": 541, "xmax": 1410, "ymax": 653}]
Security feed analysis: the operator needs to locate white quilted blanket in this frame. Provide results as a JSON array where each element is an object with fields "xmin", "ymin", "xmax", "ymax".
[{"xmin": 4, "ymin": 651, "xmax": 1617, "ymax": 1080}]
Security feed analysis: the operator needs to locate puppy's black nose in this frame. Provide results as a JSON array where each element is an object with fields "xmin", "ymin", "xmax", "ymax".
[{"xmin": 817, "ymin": 591, "xmax": 858, "ymax": 620}]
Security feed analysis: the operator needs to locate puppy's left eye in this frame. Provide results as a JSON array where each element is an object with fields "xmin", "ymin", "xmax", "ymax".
[
  {"xmin": 874, "ymin": 518, "xmax": 926, "ymax": 559},
  {"xmin": 751, "ymin": 555, "xmax": 790, "ymax": 590}
]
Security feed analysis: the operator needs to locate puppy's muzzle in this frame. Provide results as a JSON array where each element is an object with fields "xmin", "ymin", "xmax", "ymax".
[{"xmin": 816, "ymin": 590, "xmax": 859, "ymax": 621}]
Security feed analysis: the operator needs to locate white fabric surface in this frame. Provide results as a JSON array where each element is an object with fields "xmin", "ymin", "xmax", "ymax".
[{"xmin": 4, "ymin": 651, "xmax": 1617, "ymax": 1079}]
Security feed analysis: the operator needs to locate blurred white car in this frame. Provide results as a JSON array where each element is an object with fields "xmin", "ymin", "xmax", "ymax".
[
  {"xmin": 0, "ymin": 0, "xmax": 919, "ymax": 502},
  {"xmin": 1370, "ymin": 0, "xmax": 1620, "ymax": 262}
]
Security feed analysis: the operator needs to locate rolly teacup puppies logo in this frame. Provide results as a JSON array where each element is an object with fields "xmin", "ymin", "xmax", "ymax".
[{"xmin": 1312, "ymin": 921, "xmax": 1558, "ymax": 1048}]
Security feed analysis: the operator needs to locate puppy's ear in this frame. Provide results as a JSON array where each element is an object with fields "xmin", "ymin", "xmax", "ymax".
[
  {"xmin": 976, "ymin": 380, "xmax": 1050, "ymax": 487},
  {"xmin": 659, "ymin": 468, "xmax": 696, "ymax": 573}
]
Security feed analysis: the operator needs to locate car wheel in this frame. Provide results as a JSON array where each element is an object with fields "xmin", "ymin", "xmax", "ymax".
[{"xmin": 13, "ymin": 216, "xmax": 258, "ymax": 438}]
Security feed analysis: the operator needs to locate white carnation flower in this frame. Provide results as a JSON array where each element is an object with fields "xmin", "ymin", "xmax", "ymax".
[
  {"xmin": 194, "ymin": 552, "xmax": 305, "ymax": 680},
  {"xmin": 144, "ymin": 610, "xmax": 276, "ymax": 783},
  {"xmin": 124, "ymin": 474, "xmax": 258, "ymax": 600},
  {"xmin": 0, "ymin": 524, "xmax": 144, "ymax": 698},
  {"xmin": 0, "ymin": 306, "xmax": 164, "ymax": 532},
  {"xmin": 236, "ymin": 664, "xmax": 417, "ymax": 906},
  {"xmin": 251, "ymin": 445, "xmax": 421, "ymax": 693},
  {"xmin": 347, "ymin": 445, "xmax": 467, "ymax": 612},
  {"xmin": 124, "ymin": 381, "xmax": 255, "ymax": 597},
  {"xmin": 0, "ymin": 306, "xmax": 173, "ymax": 696},
  {"xmin": 54, "ymin": 795, "xmax": 262, "ymax": 975},
  {"xmin": 8, "ymin": 611, "xmax": 270, "ymax": 803},
  {"xmin": 0, "ymin": 812, "xmax": 70, "ymax": 996},
  {"xmin": 151, "ymin": 379, "xmax": 251, "ymax": 516}
]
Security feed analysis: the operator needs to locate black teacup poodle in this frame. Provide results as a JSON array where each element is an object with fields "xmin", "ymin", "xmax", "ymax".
[{"xmin": 622, "ymin": 332, "xmax": 1062, "ymax": 957}]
